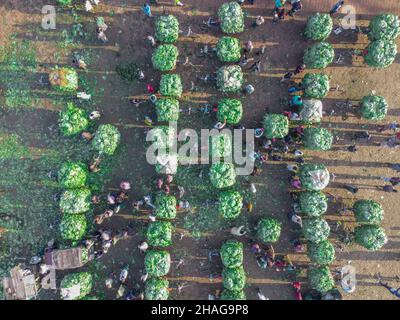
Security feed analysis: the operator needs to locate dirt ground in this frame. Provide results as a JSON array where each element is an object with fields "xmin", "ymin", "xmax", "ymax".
[{"xmin": 0, "ymin": 0, "xmax": 399, "ymax": 300}]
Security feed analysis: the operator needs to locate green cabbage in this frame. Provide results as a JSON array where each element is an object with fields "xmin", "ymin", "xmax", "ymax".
[
  {"xmin": 365, "ymin": 40, "xmax": 397, "ymax": 68},
  {"xmin": 49, "ymin": 67, "xmax": 78, "ymax": 92},
  {"xmin": 155, "ymin": 98, "xmax": 180, "ymax": 122},
  {"xmin": 299, "ymin": 163, "xmax": 330, "ymax": 191},
  {"xmin": 263, "ymin": 114, "xmax": 289, "ymax": 139},
  {"xmin": 299, "ymin": 191, "xmax": 328, "ymax": 217},
  {"xmin": 217, "ymin": 99, "xmax": 243, "ymax": 124},
  {"xmin": 307, "ymin": 240, "xmax": 335, "ymax": 265},
  {"xmin": 218, "ymin": 2, "xmax": 244, "ymax": 34},
  {"xmin": 216, "ymin": 65, "xmax": 243, "ymax": 93},
  {"xmin": 152, "ymin": 44, "xmax": 179, "ymax": 72},
  {"xmin": 256, "ymin": 217, "xmax": 282, "ymax": 243},
  {"xmin": 92, "ymin": 124, "xmax": 121, "ymax": 155},
  {"xmin": 220, "ymin": 239, "xmax": 243, "ymax": 268},
  {"xmin": 60, "ymin": 272, "xmax": 93, "ymax": 300},
  {"xmin": 60, "ymin": 188, "xmax": 91, "ymax": 214},
  {"xmin": 58, "ymin": 161, "xmax": 88, "ymax": 189},
  {"xmin": 303, "ymin": 42, "xmax": 334, "ymax": 69},
  {"xmin": 303, "ymin": 127, "xmax": 333, "ymax": 151},
  {"xmin": 60, "ymin": 213, "xmax": 87, "ymax": 242},
  {"xmin": 220, "ymin": 290, "xmax": 246, "ymax": 300},
  {"xmin": 368, "ymin": 14, "xmax": 400, "ymax": 41},
  {"xmin": 58, "ymin": 102, "xmax": 89, "ymax": 136},
  {"xmin": 303, "ymin": 73, "xmax": 330, "ymax": 99},
  {"xmin": 308, "ymin": 266, "xmax": 334, "ymax": 293},
  {"xmin": 222, "ymin": 266, "xmax": 246, "ymax": 291},
  {"xmin": 145, "ymin": 277, "xmax": 169, "ymax": 300},
  {"xmin": 355, "ymin": 225, "xmax": 387, "ymax": 251},
  {"xmin": 210, "ymin": 132, "xmax": 232, "ymax": 159},
  {"xmin": 353, "ymin": 199, "xmax": 384, "ymax": 225},
  {"xmin": 147, "ymin": 221, "xmax": 173, "ymax": 247},
  {"xmin": 305, "ymin": 13, "xmax": 333, "ymax": 41},
  {"xmin": 145, "ymin": 250, "xmax": 171, "ymax": 277},
  {"xmin": 218, "ymin": 190, "xmax": 242, "ymax": 219},
  {"xmin": 303, "ymin": 218, "xmax": 330, "ymax": 243},
  {"xmin": 155, "ymin": 194, "xmax": 177, "ymax": 219},
  {"xmin": 149, "ymin": 125, "xmax": 176, "ymax": 150},
  {"xmin": 360, "ymin": 95, "xmax": 388, "ymax": 121},
  {"xmin": 155, "ymin": 15, "xmax": 180, "ymax": 43},
  {"xmin": 209, "ymin": 163, "xmax": 236, "ymax": 189},
  {"xmin": 160, "ymin": 74, "xmax": 182, "ymax": 98},
  {"xmin": 216, "ymin": 37, "xmax": 241, "ymax": 62}
]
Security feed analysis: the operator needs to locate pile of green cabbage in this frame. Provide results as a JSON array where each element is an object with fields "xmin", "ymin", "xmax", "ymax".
[
  {"xmin": 368, "ymin": 14, "xmax": 400, "ymax": 41},
  {"xmin": 256, "ymin": 217, "xmax": 282, "ymax": 243},
  {"xmin": 303, "ymin": 218, "xmax": 331, "ymax": 243},
  {"xmin": 58, "ymin": 102, "xmax": 89, "ymax": 136},
  {"xmin": 308, "ymin": 266, "xmax": 334, "ymax": 293},
  {"xmin": 209, "ymin": 163, "xmax": 237, "ymax": 189},
  {"xmin": 354, "ymin": 225, "xmax": 387, "ymax": 251},
  {"xmin": 145, "ymin": 278, "xmax": 169, "ymax": 300},
  {"xmin": 303, "ymin": 127, "xmax": 333, "ymax": 151},
  {"xmin": 299, "ymin": 163, "xmax": 330, "ymax": 191},
  {"xmin": 59, "ymin": 213, "xmax": 87, "ymax": 242},
  {"xmin": 60, "ymin": 272, "xmax": 93, "ymax": 300},
  {"xmin": 216, "ymin": 65, "xmax": 243, "ymax": 93},
  {"xmin": 222, "ymin": 266, "xmax": 246, "ymax": 291},
  {"xmin": 217, "ymin": 99, "xmax": 243, "ymax": 124},
  {"xmin": 58, "ymin": 161, "xmax": 88, "ymax": 189},
  {"xmin": 220, "ymin": 290, "xmax": 246, "ymax": 300},
  {"xmin": 307, "ymin": 240, "xmax": 335, "ymax": 265},
  {"xmin": 152, "ymin": 44, "xmax": 179, "ymax": 72},
  {"xmin": 353, "ymin": 199, "xmax": 384, "ymax": 225},
  {"xmin": 217, "ymin": 2, "xmax": 244, "ymax": 34},
  {"xmin": 216, "ymin": 37, "xmax": 242, "ymax": 63},
  {"xmin": 155, "ymin": 15, "xmax": 180, "ymax": 43},
  {"xmin": 263, "ymin": 114, "xmax": 289, "ymax": 139},
  {"xmin": 155, "ymin": 194, "xmax": 177, "ymax": 219},
  {"xmin": 303, "ymin": 42, "xmax": 334, "ymax": 69},
  {"xmin": 220, "ymin": 239, "xmax": 243, "ymax": 268},
  {"xmin": 60, "ymin": 188, "xmax": 91, "ymax": 214},
  {"xmin": 145, "ymin": 250, "xmax": 171, "ymax": 277},
  {"xmin": 147, "ymin": 221, "xmax": 173, "ymax": 247},
  {"xmin": 365, "ymin": 40, "xmax": 397, "ymax": 68},
  {"xmin": 360, "ymin": 95, "xmax": 388, "ymax": 121},
  {"xmin": 305, "ymin": 13, "xmax": 333, "ymax": 41},
  {"xmin": 155, "ymin": 98, "xmax": 180, "ymax": 122},
  {"xmin": 299, "ymin": 191, "xmax": 328, "ymax": 217},
  {"xmin": 303, "ymin": 73, "xmax": 330, "ymax": 99},
  {"xmin": 149, "ymin": 125, "xmax": 176, "ymax": 150},
  {"xmin": 210, "ymin": 132, "xmax": 232, "ymax": 159},
  {"xmin": 218, "ymin": 190, "xmax": 243, "ymax": 219},
  {"xmin": 92, "ymin": 124, "xmax": 121, "ymax": 155},
  {"xmin": 160, "ymin": 74, "xmax": 183, "ymax": 98}
]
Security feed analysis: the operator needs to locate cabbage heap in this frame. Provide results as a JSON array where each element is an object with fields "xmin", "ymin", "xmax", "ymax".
[
  {"xmin": 145, "ymin": 250, "xmax": 171, "ymax": 277},
  {"xmin": 160, "ymin": 74, "xmax": 183, "ymax": 98},
  {"xmin": 60, "ymin": 213, "xmax": 87, "ymax": 242},
  {"xmin": 155, "ymin": 98, "xmax": 180, "ymax": 122},
  {"xmin": 154, "ymin": 194, "xmax": 177, "ymax": 219},
  {"xmin": 303, "ymin": 127, "xmax": 333, "ymax": 151},
  {"xmin": 209, "ymin": 163, "xmax": 237, "ymax": 189},
  {"xmin": 299, "ymin": 191, "xmax": 328, "ymax": 217},
  {"xmin": 145, "ymin": 277, "xmax": 169, "ymax": 300},
  {"xmin": 216, "ymin": 37, "xmax": 242, "ymax": 63},
  {"xmin": 303, "ymin": 218, "xmax": 330, "ymax": 243},
  {"xmin": 308, "ymin": 266, "xmax": 334, "ymax": 293},
  {"xmin": 303, "ymin": 42, "xmax": 334, "ymax": 69},
  {"xmin": 303, "ymin": 73, "xmax": 330, "ymax": 99},
  {"xmin": 49, "ymin": 67, "xmax": 78, "ymax": 92},
  {"xmin": 307, "ymin": 240, "xmax": 335, "ymax": 265},
  {"xmin": 368, "ymin": 14, "xmax": 400, "ymax": 41},
  {"xmin": 353, "ymin": 199, "xmax": 384, "ymax": 225},
  {"xmin": 218, "ymin": 190, "xmax": 242, "ymax": 219},
  {"xmin": 257, "ymin": 217, "xmax": 282, "ymax": 243},
  {"xmin": 217, "ymin": 2, "xmax": 244, "ymax": 34},
  {"xmin": 365, "ymin": 40, "xmax": 397, "ymax": 68},
  {"xmin": 217, "ymin": 99, "xmax": 243, "ymax": 124},
  {"xmin": 220, "ymin": 290, "xmax": 246, "ymax": 300},
  {"xmin": 60, "ymin": 188, "xmax": 91, "ymax": 214},
  {"xmin": 299, "ymin": 163, "xmax": 330, "ymax": 191},
  {"xmin": 147, "ymin": 221, "xmax": 173, "ymax": 247},
  {"xmin": 216, "ymin": 65, "xmax": 243, "ymax": 93},
  {"xmin": 263, "ymin": 114, "xmax": 289, "ymax": 139},
  {"xmin": 155, "ymin": 15, "xmax": 180, "ymax": 43},
  {"xmin": 152, "ymin": 44, "xmax": 179, "ymax": 72},
  {"xmin": 92, "ymin": 124, "xmax": 121, "ymax": 155},
  {"xmin": 58, "ymin": 102, "xmax": 89, "ymax": 136},
  {"xmin": 149, "ymin": 125, "xmax": 176, "ymax": 150},
  {"xmin": 222, "ymin": 266, "xmax": 246, "ymax": 291},
  {"xmin": 210, "ymin": 132, "xmax": 232, "ymax": 159},
  {"xmin": 220, "ymin": 239, "xmax": 243, "ymax": 268},
  {"xmin": 305, "ymin": 13, "xmax": 333, "ymax": 41},
  {"xmin": 360, "ymin": 95, "xmax": 388, "ymax": 121},
  {"xmin": 58, "ymin": 161, "xmax": 88, "ymax": 189},
  {"xmin": 60, "ymin": 272, "xmax": 93, "ymax": 300},
  {"xmin": 354, "ymin": 225, "xmax": 387, "ymax": 251}
]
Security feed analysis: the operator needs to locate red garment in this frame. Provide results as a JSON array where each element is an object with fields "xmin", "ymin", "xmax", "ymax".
[
  {"xmin": 147, "ymin": 84, "xmax": 155, "ymax": 94},
  {"xmin": 396, "ymin": 132, "xmax": 400, "ymax": 140},
  {"xmin": 294, "ymin": 291, "xmax": 303, "ymax": 300}
]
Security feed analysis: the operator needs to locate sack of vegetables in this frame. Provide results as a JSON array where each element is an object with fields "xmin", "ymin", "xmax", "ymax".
[
  {"xmin": 147, "ymin": 221, "xmax": 173, "ymax": 247},
  {"xmin": 303, "ymin": 73, "xmax": 330, "ymax": 99},
  {"xmin": 256, "ymin": 217, "xmax": 282, "ymax": 243},
  {"xmin": 155, "ymin": 194, "xmax": 177, "ymax": 219},
  {"xmin": 218, "ymin": 190, "xmax": 243, "ymax": 219},
  {"xmin": 365, "ymin": 40, "xmax": 397, "ymax": 68},
  {"xmin": 303, "ymin": 218, "xmax": 330, "ymax": 243},
  {"xmin": 353, "ymin": 199, "xmax": 384, "ymax": 225},
  {"xmin": 58, "ymin": 161, "xmax": 88, "ymax": 189},
  {"xmin": 303, "ymin": 42, "xmax": 334, "ymax": 69},
  {"xmin": 60, "ymin": 188, "xmax": 91, "ymax": 214},
  {"xmin": 299, "ymin": 191, "xmax": 328, "ymax": 217},
  {"xmin": 307, "ymin": 240, "xmax": 335, "ymax": 265},
  {"xmin": 209, "ymin": 163, "xmax": 237, "ymax": 189},
  {"xmin": 155, "ymin": 98, "xmax": 180, "ymax": 122},
  {"xmin": 354, "ymin": 225, "xmax": 387, "ymax": 251},
  {"xmin": 210, "ymin": 132, "xmax": 233, "ymax": 159},
  {"xmin": 160, "ymin": 74, "xmax": 183, "ymax": 98},
  {"xmin": 216, "ymin": 37, "xmax": 242, "ymax": 63},
  {"xmin": 152, "ymin": 44, "xmax": 179, "ymax": 72},
  {"xmin": 145, "ymin": 250, "xmax": 171, "ymax": 277},
  {"xmin": 360, "ymin": 94, "xmax": 388, "ymax": 121},
  {"xmin": 217, "ymin": 2, "xmax": 244, "ymax": 34},
  {"xmin": 216, "ymin": 65, "xmax": 243, "ymax": 93},
  {"xmin": 217, "ymin": 99, "xmax": 243, "ymax": 124},
  {"xmin": 220, "ymin": 239, "xmax": 243, "ymax": 268},
  {"xmin": 263, "ymin": 114, "xmax": 289, "ymax": 139},
  {"xmin": 303, "ymin": 127, "xmax": 333, "ymax": 151},
  {"xmin": 92, "ymin": 124, "xmax": 121, "ymax": 155},
  {"xmin": 155, "ymin": 15, "xmax": 180, "ymax": 43},
  {"xmin": 49, "ymin": 67, "xmax": 78, "ymax": 92},
  {"xmin": 222, "ymin": 266, "xmax": 246, "ymax": 291},
  {"xmin": 368, "ymin": 14, "xmax": 400, "ymax": 41},
  {"xmin": 60, "ymin": 272, "xmax": 93, "ymax": 300},
  {"xmin": 305, "ymin": 13, "xmax": 333, "ymax": 41},
  {"xmin": 220, "ymin": 290, "xmax": 246, "ymax": 300},
  {"xmin": 58, "ymin": 102, "xmax": 89, "ymax": 136},
  {"xmin": 145, "ymin": 277, "xmax": 169, "ymax": 300},
  {"xmin": 308, "ymin": 266, "xmax": 334, "ymax": 293},
  {"xmin": 59, "ymin": 213, "xmax": 87, "ymax": 242},
  {"xmin": 299, "ymin": 163, "xmax": 330, "ymax": 191}
]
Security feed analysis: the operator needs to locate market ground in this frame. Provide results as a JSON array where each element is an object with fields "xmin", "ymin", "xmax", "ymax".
[{"xmin": 0, "ymin": 0, "xmax": 399, "ymax": 300}]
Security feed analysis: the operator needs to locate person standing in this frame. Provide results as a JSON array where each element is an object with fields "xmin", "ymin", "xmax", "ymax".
[
  {"xmin": 273, "ymin": 0, "xmax": 286, "ymax": 22},
  {"xmin": 143, "ymin": 3, "xmax": 152, "ymax": 17},
  {"xmin": 288, "ymin": 0, "xmax": 302, "ymax": 17}
]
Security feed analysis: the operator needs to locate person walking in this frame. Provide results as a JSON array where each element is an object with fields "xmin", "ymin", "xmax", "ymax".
[
  {"xmin": 142, "ymin": 3, "xmax": 152, "ymax": 17},
  {"xmin": 329, "ymin": 0, "xmax": 345, "ymax": 15},
  {"xmin": 288, "ymin": 0, "xmax": 302, "ymax": 17}
]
